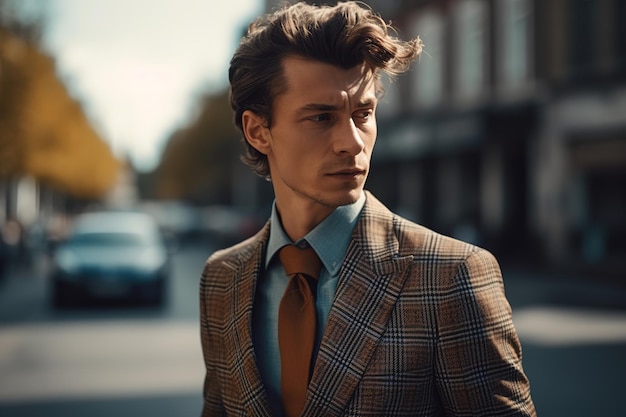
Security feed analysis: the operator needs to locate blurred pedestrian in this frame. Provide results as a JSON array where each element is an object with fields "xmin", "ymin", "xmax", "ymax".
[
  {"xmin": 1, "ymin": 219, "xmax": 24, "ymax": 274},
  {"xmin": 199, "ymin": 2, "xmax": 535, "ymax": 416},
  {"xmin": 0, "ymin": 224, "xmax": 8, "ymax": 281}
]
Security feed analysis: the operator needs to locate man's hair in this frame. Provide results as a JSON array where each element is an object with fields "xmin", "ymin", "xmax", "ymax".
[{"xmin": 229, "ymin": 1, "xmax": 423, "ymax": 178}]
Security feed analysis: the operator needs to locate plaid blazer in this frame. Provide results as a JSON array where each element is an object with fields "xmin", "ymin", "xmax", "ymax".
[{"xmin": 200, "ymin": 191, "xmax": 536, "ymax": 416}]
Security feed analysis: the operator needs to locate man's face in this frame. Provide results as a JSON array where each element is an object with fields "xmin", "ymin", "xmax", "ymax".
[{"xmin": 262, "ymin": 56, "xmax": 378, "ymax": 214}]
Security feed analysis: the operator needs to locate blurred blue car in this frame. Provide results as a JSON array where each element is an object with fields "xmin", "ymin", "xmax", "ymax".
[{"xmin": 50, "ymin": 211, "xmax": 171, "ymax": 308}]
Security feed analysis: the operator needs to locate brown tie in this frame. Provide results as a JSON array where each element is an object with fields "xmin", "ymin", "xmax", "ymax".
[{"xmin": 278, "ymin": 244, "xmax": 322, "ymax": 417}]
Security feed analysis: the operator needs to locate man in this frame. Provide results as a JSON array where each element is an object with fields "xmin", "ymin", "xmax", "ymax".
[{"xmin": 200, "ymin": 2, "xmax": 536, "ymax": 416}]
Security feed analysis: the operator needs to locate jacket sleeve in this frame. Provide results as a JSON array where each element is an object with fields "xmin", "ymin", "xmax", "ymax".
[{"xmin": 433, "ymin": 249, "xmax": 536, "ymax": 416}]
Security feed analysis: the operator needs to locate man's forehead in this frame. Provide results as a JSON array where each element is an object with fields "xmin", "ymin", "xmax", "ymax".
[{"xmin": 280, "ymin": 56, "xmax": 378, "ymax": 102}]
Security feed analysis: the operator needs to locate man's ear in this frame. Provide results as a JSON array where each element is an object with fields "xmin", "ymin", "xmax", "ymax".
[{"xmin": 242, "ymin": 110, "xmax": 271, "ymax": 155}]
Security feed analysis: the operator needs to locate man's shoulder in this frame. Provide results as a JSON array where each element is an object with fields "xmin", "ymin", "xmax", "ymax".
[
  {"xmin": 394, "ymin": 214, "xmax": 476, "ymax": 255},
  {"xmin": 203, "ymin": 222, "xmax": 269, "ymax": 272},
  {"xmin": 364, "ymin": 192, "xmax": 481, "ymax": 258},
  {"xmin": 388, "ymin": 214, "xmax": 501, "ymax": 284}
]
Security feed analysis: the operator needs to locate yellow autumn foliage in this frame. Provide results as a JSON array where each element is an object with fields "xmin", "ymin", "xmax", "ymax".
[{"xmin": 0, "ymin": 28, "xmax": 119, "ymax": 198}]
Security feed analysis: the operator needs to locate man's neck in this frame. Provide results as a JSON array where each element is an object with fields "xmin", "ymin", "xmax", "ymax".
[{"xmin": 276, "ymin": 204, "xmax": 335, "ymax": 242}]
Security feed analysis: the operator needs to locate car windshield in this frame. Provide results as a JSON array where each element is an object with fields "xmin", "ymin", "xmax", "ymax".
[{"xmin": 68, "ymin": 232, "xmax": 149, "ymax": 247}]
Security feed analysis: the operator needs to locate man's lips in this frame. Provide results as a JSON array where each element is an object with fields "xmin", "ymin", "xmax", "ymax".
[{"xmin": 327, "ymin": 169, "xmax": 366, "ymax": 177}]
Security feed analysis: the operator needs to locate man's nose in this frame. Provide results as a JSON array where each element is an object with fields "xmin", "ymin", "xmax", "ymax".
[{"xmin": 333, "ymin": 118, "xmax": 365, "ymax": 155}]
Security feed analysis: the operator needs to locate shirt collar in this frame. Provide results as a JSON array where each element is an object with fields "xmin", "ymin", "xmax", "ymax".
[{"xmin": 266, "ymin": 193, "xmax": 366, "ymax": 275}]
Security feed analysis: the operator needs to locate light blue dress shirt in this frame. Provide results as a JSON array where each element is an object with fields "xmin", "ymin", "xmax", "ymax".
[{"xmin": 252, "ymin": 193, "xmax": 365, "ymax": 416}]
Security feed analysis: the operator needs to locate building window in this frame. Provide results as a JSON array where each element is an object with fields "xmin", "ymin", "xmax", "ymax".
[
  {"xmin": 617, "ymin": 1, "xmax": 626, "ymax": 70},
  {"xmin": 496, "ymin": 0, "xmax": 532, "ymax": 90},
  {"xmin": 411, "ymin": 11, "xmax": 445, "ymax": 108},
  {"xmin": 568, "ymin": 0, "xmax": 597, "ymax": 80},
  {"xmin": 453, "ymin": 0, "xmax": 488, "ymax": 102},
  {"xmin": 376, "ymin": 76, "xmax": 401, "ymax": 119}
]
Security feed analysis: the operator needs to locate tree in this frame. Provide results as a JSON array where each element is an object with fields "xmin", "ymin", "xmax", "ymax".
[
  {"xmin": 156, "ymin": 89, "xmax": 243, "ymax": 204},
  {"xmin": 0, "ymin": 2, "xmax": 119, "ymax": 199}
]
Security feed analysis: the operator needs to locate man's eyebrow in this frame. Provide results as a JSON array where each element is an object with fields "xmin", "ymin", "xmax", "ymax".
[
  {"xmin": 356, "ymin": 98, "xmax": 377, "ymax": 108},
  {"xmin": 297, "ymin": 98, "xmax": 377, "ymax": 113},
  {"xmin": 299, "ymin": 103, "xmax": 339, "ymax": 112}
]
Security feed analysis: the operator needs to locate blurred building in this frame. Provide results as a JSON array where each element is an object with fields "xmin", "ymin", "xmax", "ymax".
[{"xmin": 257, "ymin": 0, "xmax": 626, "ymax": 280}]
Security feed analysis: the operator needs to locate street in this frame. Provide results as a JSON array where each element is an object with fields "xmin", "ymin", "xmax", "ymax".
[
  {"xmin": 0, "ymin": 239, "xmax": 212, "ymax": 417},
  {"xmin": 1, "ymin": 240, "xmax": 625, "ymax": 416},
  {"xmin": 505, "ymin": 269, "xmax": 626, "ymax": 416}
]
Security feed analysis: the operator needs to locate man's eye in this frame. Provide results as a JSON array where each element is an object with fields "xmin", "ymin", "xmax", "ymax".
[
  {"xmin": 354, "ymin": 110, "xmax": 373, "ymax": 120},
  {"xmin": 309, "ymin": 114, "xmax": 331, "ymax": 122}
]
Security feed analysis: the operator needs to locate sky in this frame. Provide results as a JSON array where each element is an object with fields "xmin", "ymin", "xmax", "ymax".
[{"xmin": 34, "ymin": 0, "xmax": 262, "ymax": 172}]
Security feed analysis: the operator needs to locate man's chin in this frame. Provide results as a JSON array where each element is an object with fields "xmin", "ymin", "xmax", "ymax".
[
  {"xmin": 301, "ymin": 185, "xmax": 364, "ymax": 209},
  {"xmin": 333, "ymin": 189, "xmax": 364, "ymax": 207}
]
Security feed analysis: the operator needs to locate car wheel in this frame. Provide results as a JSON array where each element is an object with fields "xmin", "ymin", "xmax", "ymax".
[
  {"xmin": 151, "ymin": 283, "xmax": 165, "ymax": 307},
  {"xmin": 140, "ymin": 279, "xmax": 166, "ymax": 308},
  {"xmin": 52, "ymin": 280, "xmax": 75, "ymax": 309}
]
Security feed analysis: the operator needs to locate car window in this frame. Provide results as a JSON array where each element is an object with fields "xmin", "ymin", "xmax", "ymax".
[{"xmin": 68, "ymin": 232, "xmax": 150, "ymax": 246}]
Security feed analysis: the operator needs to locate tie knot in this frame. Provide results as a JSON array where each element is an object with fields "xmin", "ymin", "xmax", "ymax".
[{"xmin": 278, "ymin": 244, "xmax": 322, "ymax": 280}]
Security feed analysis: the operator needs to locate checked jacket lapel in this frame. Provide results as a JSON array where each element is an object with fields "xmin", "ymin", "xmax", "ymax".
[{"xmin": 303, "ymin": 193, "xmax": 415, "ymax": 416}]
